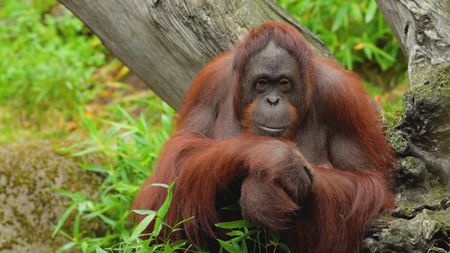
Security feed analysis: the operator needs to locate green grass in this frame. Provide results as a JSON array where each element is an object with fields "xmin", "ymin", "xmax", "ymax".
[{"xmin": 52, "ymin": 103, "xmax": 181, "ymax": 252}]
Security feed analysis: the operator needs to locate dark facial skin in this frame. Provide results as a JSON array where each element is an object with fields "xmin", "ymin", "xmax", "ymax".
[{"xmin": 242, "ymin": 42, "xmax": 301, "ymax": 137}]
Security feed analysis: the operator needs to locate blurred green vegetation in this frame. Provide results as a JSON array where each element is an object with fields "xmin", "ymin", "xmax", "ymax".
[
  {"xmin": 0, "ymin": 0, "xmax": 106, "ymax": 143},
  {"xmin": 278, "ymin": 0, "xmax": 403, "ymax": 71},
  {"xmin": 0, "ymin": 0, "xmax": 407, "ymax": 252},
  {"xmin": 0, "ymin": 0, "xmax": 105, "ymax": 115},
  {"xmin": 0, "ymin": 0, "xmax": 168, "ymax": 144},
  {"xmin": 278, "ymin": 0, "xmax": 407, "ymax": 91}
]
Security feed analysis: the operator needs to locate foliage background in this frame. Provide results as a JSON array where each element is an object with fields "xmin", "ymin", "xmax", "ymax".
[
  {"xmin": 279, "ymin": 0, "xmax": 403, "ymax": 72},
  {"xmin": 0, "ymin": 0, "xmax": 407, "ymax": 252}
]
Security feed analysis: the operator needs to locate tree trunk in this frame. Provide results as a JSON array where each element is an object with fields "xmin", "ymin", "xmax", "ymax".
[
  {"xmin": 59, "ymin": 0, "xmax": 332, "ymax": 109},
  {"xmin": 360, "ymin": 1, "xmax": 450, "ymax": 252},
  {"xmin": 376, "ymin": 0, "xmax": 450, "ymax": 176},
  {"xmin": 377, "ymin": 0, "xmax": 450, "ymax": 87}
]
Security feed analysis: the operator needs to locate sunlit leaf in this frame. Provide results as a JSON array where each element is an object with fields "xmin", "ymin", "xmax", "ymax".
[
  {"xmin": 332, "ymin": 5, "xmax": 348, "ymax": 31},
  {"xmin": 129, "ymin": 211, "xmax": 156, "ymax": 241},
  {"xmin": 218, "ymin": 239, "xmax": 241, "ymax": 253},
  {"xmin": 215, "ymin": 220, "xmax": 254, "ymax": 229},
  {"xmin": 366, "ymin": 0, "xmax": 377, "ymax": 23}
]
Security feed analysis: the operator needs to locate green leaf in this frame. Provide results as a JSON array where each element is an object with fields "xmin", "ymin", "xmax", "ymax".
[
  {"xmin": 278, "ymin": 243, "xmax": 292, "ymax": 253},
  {"xmin": 218, "ymin": 240, "xmax": 241, "ymax": 253},
  {"xmin": 366, "ymin": 0, "xmax": 377, "ymax": 23},
  {"xmin": 226, "ymin": 231, "xmax": 244, "ymax": 237},
  {"xmin": 52, "ymin": 204, "xmax": 76, "ymax": 237},
  {"xmin": 158, "ymin": 182, "xmax": 174, "ymax": 219},
  {"xmin": 71, "ymin": 146, "xmax": 99, "ymax": 157},
  {"xmin": 215, "ymin": 220, "xmax": 254, "ymax": 229},
  {"xmin": 72, "ymin": 213, "xmax": 81, "ymax": 239},
  {"xmin": 150, "ymin": 183, "xmax": 169, "ymax": 189},
  {"xmin": 366, "ymin": 43, "xmax": 395, "ymax": 62},
  {"xmin": 174, "ymin": 216, "xmax": 194, "ymax": 227},
  {"xmin": 363, "ymin": 44, "xmax": 373, "ymax": 59},
  {"xmin": 350, "ymin": 3, "xmax": 363, "ymax": 22},
  {"xmin": 129, "ymin": 211, "xmax": 156, "ymax": 241},
  {"xmin": 95, "ymin": 247, "xmax": 108, "ymax": 253},
  {"xmin": 133, "ymin": 209, "xmax": 157, "ymax": 216},
  {"xmin": 153, "ymin": 181, "xmax": 175, "ymax": 235},
  {"xmin": 59, "ymin": 242, "xmax": 78, "ymax": 251},
  {"xmin": 332, "ymin": 5, "xmax": 348, "ymax": 31}
]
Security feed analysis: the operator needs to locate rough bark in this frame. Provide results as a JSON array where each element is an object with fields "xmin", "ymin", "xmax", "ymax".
[
  {"xmin": 376, "ymin": 0, "xmax": 450, "ymax": 176},
  {"xmin": 361, "ymin": 1, "xmax": 450, "ymax": 252},
  {"xmin": 377, "ymin": 0, "xmax": 450, "ymax": 86},
  {"xmin": 59, "ymin": 0, "xmax": 332, "ymax": 109},
  {"xmin": 376, "ymin": 0, "xmax": 449, "ymax": 185}
]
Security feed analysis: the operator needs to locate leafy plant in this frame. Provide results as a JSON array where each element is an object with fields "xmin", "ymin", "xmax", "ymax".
[
  {"xmin": 216, "ymin": 220, "xmax": 290, "ymax": 253},
  {"xmin": 277, "ymin": 0, "xmax": 405, "ymax": 76},
  {"xmin": 0, "ymin": 0, "xmax": 106, "ymax": 117},
  {"xmin": 53, "ymin": 103, "xmax": 175, "ymax": 252}
]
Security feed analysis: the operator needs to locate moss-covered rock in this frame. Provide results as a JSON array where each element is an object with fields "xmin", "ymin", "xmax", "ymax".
[
  {"xmin": 363, "ymin": 184, "xmax": 449, "ymax": 252},
  {"xmin": 395, "ymin": 64, "xmax": 450, "ymax": 181},
  {"xmin": 363, "ymin": 209, "xmax": 449, "ymax": 253},
  {"xmin": 396, "ymin": 156, "xmax": 428, "ymax": 187},
  {"xmin": 366, "ymin": 64, "xmax": 450, "ymax": 253},
  {"xmin": 0, "ymin": 142, "xmax": 104, "ymax": 253}
]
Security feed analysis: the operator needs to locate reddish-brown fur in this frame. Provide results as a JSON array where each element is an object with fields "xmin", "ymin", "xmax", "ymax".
[{"xmin": 133, "ymin": 22, "xmax": 395, "ymax": 252}]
